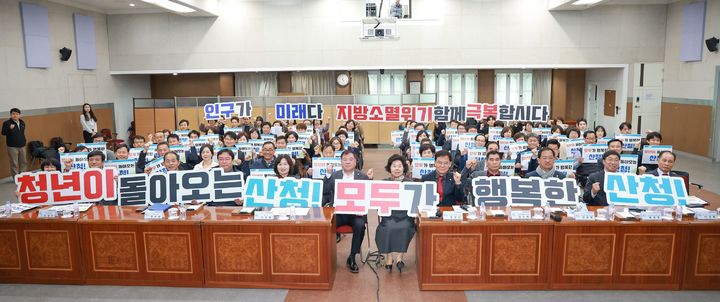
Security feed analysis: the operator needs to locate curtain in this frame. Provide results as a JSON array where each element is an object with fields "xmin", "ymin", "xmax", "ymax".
[
  {"xmin": 235, "ymin": 72, "xmax": 278, "ymax": 96},
  {"xmin": 291, "ymin": 71, "xmax": 335, "ymax": 95},
  {"xmin": 351, "ymin": 70, "xmax": 369, "ymax": 95},
  {"xmin": 532, "ymin": 69, "xmax": 552, "ymax": 106}
]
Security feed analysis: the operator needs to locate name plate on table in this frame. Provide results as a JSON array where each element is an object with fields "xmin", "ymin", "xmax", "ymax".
[
  {"xmin": 442, "ymin": 211, "xmax": 463, "ymax": 221},
  {"xmin": 254, "ymin": 211, "xmax": 274, "ymax": 220},
  {"xmin": 640, "ymin": 210, "xmax": 663, "ymax": 221},
  {"xmin": 38, "ymin": 209, "xmax": 58, "ymax": 218},
  {"xmin": 144, "ymin": 210, "xmax": 164, "ymax": 220},
  {"xmin": 574, "ymin": 211, "xmax": 596, "ymax": 221},
  {"xmin": 694, "ymin": 208, "xmax": 719, "ymax": 220},
  {"xmin": 510, "ymin": 210, "xmax": 532, "ymax": 221}
]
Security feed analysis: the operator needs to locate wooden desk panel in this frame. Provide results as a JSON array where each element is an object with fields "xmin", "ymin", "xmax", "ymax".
[
  {"xmin": 0, "ymin": 212, "xmax": 83, "ymax": 284},
  {"xmin": 417, "ymin": 215, "xmax": 553, "ymax": 290},
  {"xmin": 202, "ymin": 207, "xmax": 336, "ymax": 289},
  {"xmin": 78, "ymin": 206, "xmax": 205, "ymax": 287},
  {"xmin": 552, "ymin": 222, "xmax": 687, "ymax": 290},
  {"xmin": 683, "ymin": 222, "xmax": 720, "ymax": 289}
]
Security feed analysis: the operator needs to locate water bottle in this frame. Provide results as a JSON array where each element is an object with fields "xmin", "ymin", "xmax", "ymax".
[
  {"xmin": 289, "ymin": 205, "xmax": 297, "ymax": 221},
  {"xmin": 3, "ymin": 201, "xmax": 11, "ymax": 217},
  {"xmin": 179, "ymin": 202, "xmax": 187, "ymax": 220},
  {"xmin": 608, "ymin": 204, "xmax": 615, "ymax": 220},
  {"xmin": 505, "ymin": 204, "xmax": 512, "ymax": 219},
  {"xmin": 479, "ymin": 202, "xmax": 486, "ymax": 220},
  {"xmin": 676, "ymin": 205, "xmax": 683, "ymax": 221},
  {"xmin": 73, "ymin": 200, "xmax": 80, "ymax": 217}
]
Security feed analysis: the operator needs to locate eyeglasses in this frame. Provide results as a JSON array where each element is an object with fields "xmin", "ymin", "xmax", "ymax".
[{"xmin": 435, "ymin": 161, "xmax": 451, "ymax": 166}]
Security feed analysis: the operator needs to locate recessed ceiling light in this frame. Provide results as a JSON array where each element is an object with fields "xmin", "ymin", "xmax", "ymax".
[
  {"xmin": 142, "ymin": 0, "xmax": 195, "ymax": 13},
  {"xmin": 172, "ymin": 72, "xmax": 178, "ymax": 76},
  {"xmin": 573, "ymin": 0, "xmax": 603, "ymax": 5},
  {"xmin": 129, "ymin": 3, "xmax": 135, "ymax": 7}
]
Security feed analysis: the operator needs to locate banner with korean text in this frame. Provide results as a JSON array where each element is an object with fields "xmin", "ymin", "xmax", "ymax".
[{"xmin": 333, "ymin": 180, "xmax": 439, "ymax": 217}]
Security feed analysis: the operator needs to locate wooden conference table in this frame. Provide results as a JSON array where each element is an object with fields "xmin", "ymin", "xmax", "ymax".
[
  {"xmin": 417, "ymin": 189, "xmax": 720, "ymax": 290},
  {"xmin": 0, "ymin": 206, "xmax": 336, "ymax": 289}
]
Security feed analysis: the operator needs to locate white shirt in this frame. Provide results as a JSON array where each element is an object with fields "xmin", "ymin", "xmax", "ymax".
[
  {"xmin": 80, "ymin": 115, "xmax": 97, "ymax": 133},
  {"xmin": 194, "ymin": 161, "xmax": 219, "ymax": 171},
  {"xmin": 342, "ymin": 171, "xmax": 354, "ymax": 180}
]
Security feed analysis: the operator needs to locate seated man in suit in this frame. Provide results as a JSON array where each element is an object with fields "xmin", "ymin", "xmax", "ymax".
[
  {"xmin": 525, "ymin": 148, "xmax": 574, "ymax": 179},
  {"xmin": 645, "ymin": 151, "xmax": 690, "ymax": 191},
  {"xmin": 583, "ymin": 150, "xmax": 621, "ymax": 206},
  {"xmin": 322, "ymin": 150, "xmax": 374, "ymax": 273},
  {"xmin": 422, "ymin": 150, "xmax": 463, "ymax": 206}
]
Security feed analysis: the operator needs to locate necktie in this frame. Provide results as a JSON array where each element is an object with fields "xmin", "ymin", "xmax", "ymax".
[{"xmin": 437, "ymin": 175, "xmax": 444, "ymax": 200}]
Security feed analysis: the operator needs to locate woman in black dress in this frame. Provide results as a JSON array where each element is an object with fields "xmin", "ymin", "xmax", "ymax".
[{"xmin": 375, "ymin": 154, "xmax": 416, "ymax": 273}]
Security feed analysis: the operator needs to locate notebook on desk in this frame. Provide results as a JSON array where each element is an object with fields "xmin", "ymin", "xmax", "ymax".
[{"xmin": 148, "ymin": 204, "xmax": 172, "ymax": 212}]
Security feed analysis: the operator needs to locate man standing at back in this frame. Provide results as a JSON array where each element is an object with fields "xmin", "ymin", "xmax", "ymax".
[{"xmin": 2, "ymin": 108, "xmax": 27, "ymax": 177}]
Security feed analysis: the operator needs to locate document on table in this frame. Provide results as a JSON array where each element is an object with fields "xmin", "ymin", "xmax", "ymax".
[{"xmin": 270, "ymin": 207, "xmax": 310, "ymax": 216}]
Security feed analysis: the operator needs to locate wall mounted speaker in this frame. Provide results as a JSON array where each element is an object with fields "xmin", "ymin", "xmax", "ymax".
[
  {"xmin": 59, "ymin": 47, "xmax": 72, "ymax": 61},
  {"xmin": 706, "ymin": 37, "xmax": 719, "ymax": 52}
]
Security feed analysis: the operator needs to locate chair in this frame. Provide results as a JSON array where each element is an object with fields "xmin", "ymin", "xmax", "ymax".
[
  {"xmin": 101, "ymin": 128, "xmax": 124, "ymax": 150},
  {"xmin": 335, "ymin": 220, "xmax": 380, "ymax": 266}
]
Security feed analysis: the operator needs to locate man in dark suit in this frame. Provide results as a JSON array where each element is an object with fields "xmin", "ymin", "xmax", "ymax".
[
  {"xmin": 583, "ymin": 150, "xmax": 621, "ymax": 206},
  {"xmin": 2, "ymin": 108, "xmax": 27, "ymax": 176},
  {"xmin": 525, "ymin": 148, "xmax": 574, "ymax": 179},
  {"xmin": 322, "ymin": 150, "xmax": 374, "ymax": 273},
  {"xmin": 422, "ymin": 150, "xmax": 463, "ymax": 207},
  {"xmin": 250, "ymin": 141, "xmax": 276, "ymax": 170},
  {"xmin": 646, "ymin": 151, "xmax": 690, "ymax": 191}
]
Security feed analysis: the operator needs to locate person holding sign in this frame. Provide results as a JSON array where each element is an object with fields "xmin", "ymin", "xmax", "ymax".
[
  {"xmin": 598, "ymin": 139, "xmax": 623, "ymax": 170},
  {"xmin": 114, "ymin": 144, "xmax": 130, "ymax": 160},
  {"xmin": 136, "ymin": 142, "xmax": 169, "ymax": 173},
  {"xmin": 178, "ymin": 119, "xmax": 190, "ymax": 131},
  {"xmin": 193, "ymin": 145, "xmax": 218, "ymax": 171},
  {"xmin": 251, "ymin": 141, "xmax": 277, "ymax": 170},
  {"xmin": 457, "ymin": 134, "xmax": 486, "ymax": 171},
  {"xmin": 462, "ymin": 151, "xmax": 503, "ymax": 204},
  {"xmin": 421, "ymin": 150, "xmax": 463, "ymax": 207},
  {"xmin": 40, "ymin": 159, "xmax": 61, "ymax": 171},
  {"xmin": 273, "ymin": 154, "xmax": 298, "ymax": 179},
  {"xmin": 644, "ymin": 151, "xmax": 690, "ymax": 191},
  {"xmin": 619, "ymin": 122, "xmax": 632, "ymax": 134},
  {"xmin": 162, "ymin": 152, "xmax": 186, "ymax": 172},
  {"xmin": 525, "ymin": 148, "xmax": 574, "ymax": 179},
  {"xmin": 635, "ymin": 131, "xmax": 663, "ymax": 174},
  {"xmin": 583, "ymin": 150, "xmax": 621, "ymax": 206},
  {"xmin": 375, "ymin": 154, "xmax": 415, "ymax": 273},
  {"xmin": 400, "ymin": 123, "xmax": 425, "ymax": 157},
  {"xmin": 322, "ymin": 150, "xmax": 374, "ymax": 273},
  {"xmin": 87, "ymin": 150, "xmax": 105, "ymax": 169},
  {"xmin": 514, "ymin": 133, "xmax": 541, "ymax": 177},
  {"xmin": 212, "ymin": 149, "xmax": 248, "ymax": 205},
  {"xmin": 575, "ymin": 130, "xmax": 600, "ymax": 187}
]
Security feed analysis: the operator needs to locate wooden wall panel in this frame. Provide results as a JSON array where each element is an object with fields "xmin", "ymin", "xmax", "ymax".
[
  {"xmin": 154, "ymin": 108, "xmax": 176, "ymax": 133},
  {"xmin": 551, "ymin": 70, "xmax": 568, "ymax": 119},
  {"xmin": 0, "ymin": 108, "xmax": 114, "ymax": 178},
  {"xmin": 551, "ymin": 69, "xmax": 585, "ymax": 120},
  {"xmin": 277, "ymin": 72, "xmax": 292, "ymax": 94},
  {"xmin": 176, "ymin": 107, "xmax": 201, "ymax": 132},
  {"xmin": 133, "ymin": 109, "xmax": 156, "ymax": 138},
  {"xmin": 407, "ymin": 70, "xmax": 423, "ymax": 93},
  {"xmin": 626, "ymin": 102, "xmax": 633, "ymax": 124},
  {"xmin": 151, "ymin": 73, "xmax": 234, "ymax": 98},
  {"xmin": 478, "ymin": 70, "xmax": 495, "ymax": 104},
  {"xmin": 219, "ymin": 74, "xmax": 235, "ymax": 96},
  {"xmin": 660, "ymin": 103, "xmax": 712, "ymax": 157},
  {"xmin": 566, "ymin": 69, "xmax": 586, "ymax": 120}
]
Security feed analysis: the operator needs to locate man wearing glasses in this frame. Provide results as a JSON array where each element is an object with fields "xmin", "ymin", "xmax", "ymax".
[
  {"xmin": 421, "ymin": 150, "xmax": 463, "ymax": 206},
  {"xmin": 251, "ymin": 141, "xmax": 277, "ymax": 169},
  {"xmin": 583, "ymin": 150, "xmax": 621, "ymax": 206},
  {"xmin": 525, "ymin": 148, "xmax": 575, "ymax": 179}
]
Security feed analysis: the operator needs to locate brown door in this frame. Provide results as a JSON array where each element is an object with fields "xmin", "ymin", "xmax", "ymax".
[{"xmin": 604, "ymin": 90, "xmax": 616, "ymax": 116}]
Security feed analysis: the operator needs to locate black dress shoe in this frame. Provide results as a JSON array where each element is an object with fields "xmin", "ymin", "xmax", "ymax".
[
  {"xmin": 347, "ymin": 255, "xmax": 359, "ymax": 273},
  {"xmin": 396, "ymin": 261, "xmax": 405, "ymax": 273},
  {"xmin": 336, "ymin": 233, "xmax": 341, "ymax": 243},
  {"xmin": 385, "ymin": 264, "xmax": 393, "ymax": 272}
]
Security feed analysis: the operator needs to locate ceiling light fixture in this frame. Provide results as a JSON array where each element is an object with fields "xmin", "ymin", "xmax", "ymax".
[
  {"xmin": 141, "ymin": 0, "xmax": 195, "ymax": 13},
  {"xmin": 129, "ymin": 3, "xmax": 135, "ymax": 7},
  {"xmin": 572, "ymin": 0, "xmax": 603, "ymax": 5}
]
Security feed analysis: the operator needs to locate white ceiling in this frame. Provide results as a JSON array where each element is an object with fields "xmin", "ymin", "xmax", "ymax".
[
  {"xmin": 550, "ymin": 0, "xmax": 681, "ymax": 11},
  {"xmin": 48, "ymin": 0, "xmax": 217, "ymax": 16}
]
